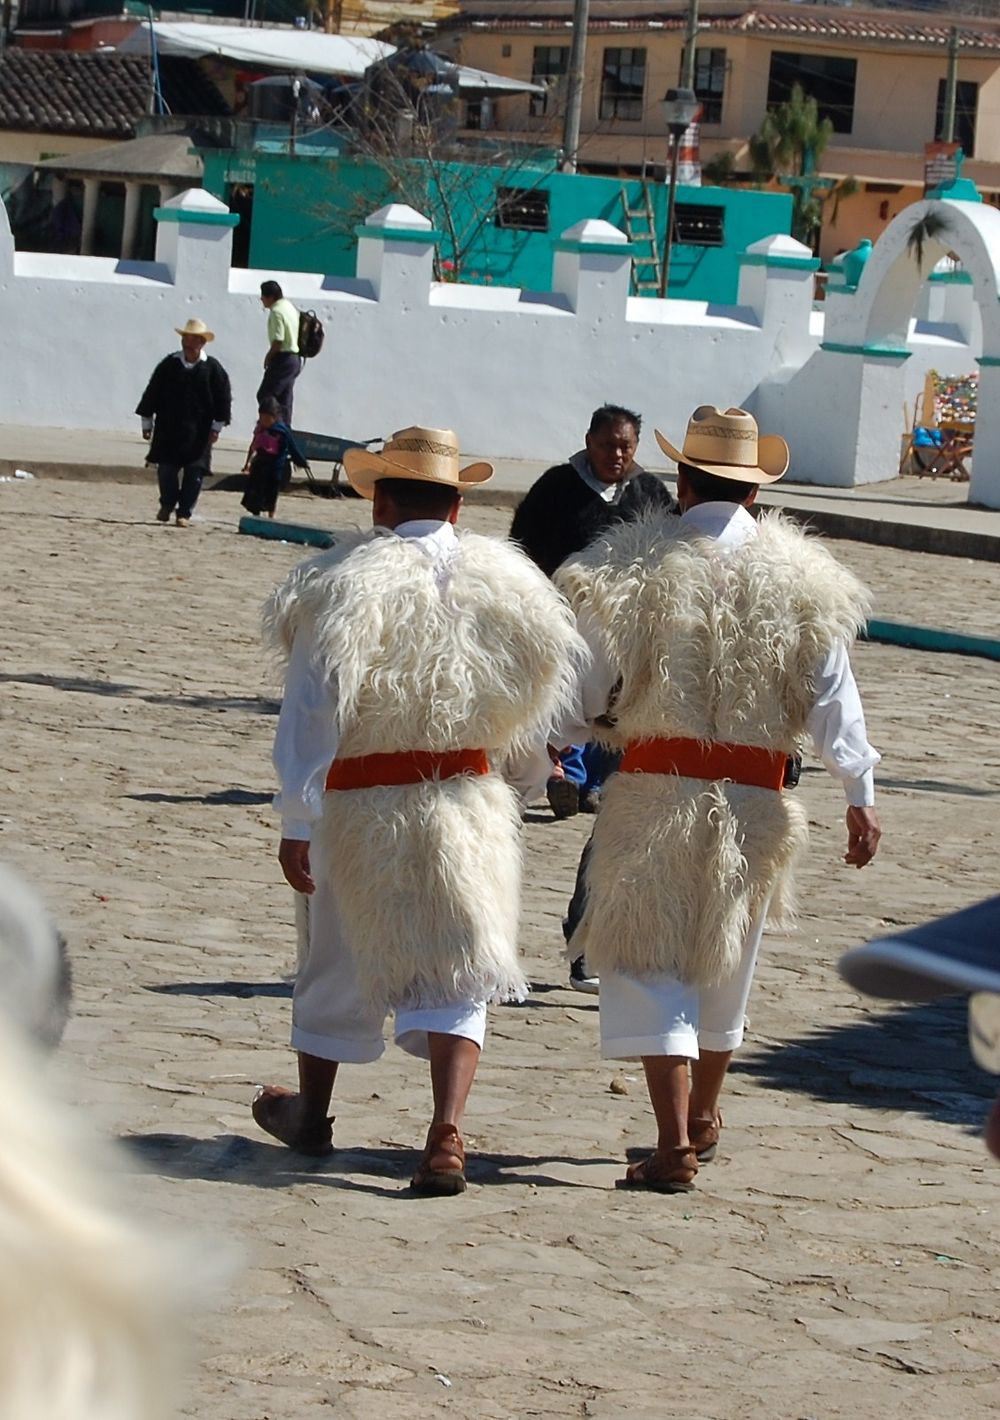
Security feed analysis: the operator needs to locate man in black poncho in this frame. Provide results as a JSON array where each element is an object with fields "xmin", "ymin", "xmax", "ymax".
[{"xmin": 136, "ymin": 318, "xmax": 232, "ymax": 527}]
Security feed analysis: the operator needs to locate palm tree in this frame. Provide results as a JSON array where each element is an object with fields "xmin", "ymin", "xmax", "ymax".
[{"xmin": 749, "ymin": 83, "xmax": 841, "ymax": 247}]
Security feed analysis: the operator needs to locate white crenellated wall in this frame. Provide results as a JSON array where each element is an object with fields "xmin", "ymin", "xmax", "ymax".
[{"xmin": 1, "ymin": 187, "xmax": 999, "ymax": 505}]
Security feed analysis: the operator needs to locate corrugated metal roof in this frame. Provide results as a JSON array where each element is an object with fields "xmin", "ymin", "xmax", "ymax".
[{"xmin": 442, "ymin": 3, "xmax": 1000, "ymax": 52}]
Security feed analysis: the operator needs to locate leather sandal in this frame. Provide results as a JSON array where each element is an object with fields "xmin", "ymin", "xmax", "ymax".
[
  {"xmin": 688, "ymin": 1112, "xmax": 722, "ymax": 1164},
  {"xmin": 251, "ymin": 1085, "xmax": 335, "ymax": 1157},
  {"xmin": 410, "ymin": 1122, "xmax": 467, "ymax": 1196},
  {"xmin": 616, "ymin": 1146, "xmax": 698, "ymax": 1194}
]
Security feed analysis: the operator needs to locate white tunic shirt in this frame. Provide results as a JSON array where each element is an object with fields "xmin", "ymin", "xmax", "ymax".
[
  {"xmin": 545, "ymin": 501, "xmax": 880, "ymax": 807},
  {"xmin": 272, "ymin": 519, "xmax": 459, "ymax": 840}
]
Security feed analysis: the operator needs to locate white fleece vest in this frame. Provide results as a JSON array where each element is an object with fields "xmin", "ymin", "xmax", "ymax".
[
  {"xmin": 556, "ymin": 511, "xmax": 872, "ymax": 987},
  {"xmin": 265, "ymin": 527, "xmax": 585, "ymax": 1010}
]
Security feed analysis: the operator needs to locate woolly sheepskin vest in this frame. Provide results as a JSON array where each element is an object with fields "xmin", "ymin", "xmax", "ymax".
[
  {"xmin": 265, "ymin": 528, "xmax": 584, "ymax": 1010},
  {"xmin": 556, "ymin": 511, "xmax": 871, "ymax": 988}
]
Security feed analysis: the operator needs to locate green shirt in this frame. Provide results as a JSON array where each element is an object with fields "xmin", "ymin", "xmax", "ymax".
[{"xmin": 267, "ymin": 297, "xmax": 299, "ymax": 354}]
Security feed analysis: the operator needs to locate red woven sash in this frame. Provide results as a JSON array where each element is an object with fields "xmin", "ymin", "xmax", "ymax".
[
  {"xmin": 325, "ymin": 748, "xmax": 489, "ymax": 792},
  {"xmin": 621, "ymin": 736, "xmax": 788, "ymax": 792}
]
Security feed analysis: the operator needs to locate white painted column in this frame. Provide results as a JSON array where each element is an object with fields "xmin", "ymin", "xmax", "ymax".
[
  {"xmin": 121, "ymin": 180, "xmax": 141, "ymax": 260},
  {"xmin": 158, "ymin": 183, "xmax": 177, "ymax": 206},
  {"xmin": 80, "ymin": 177, "xmax": 99, "ymax": 255}
]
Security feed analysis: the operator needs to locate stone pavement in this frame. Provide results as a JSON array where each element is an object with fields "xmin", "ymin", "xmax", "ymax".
[
  {"xmin": 2, "ymin": 477, "xmax": 998, "ymax": 1419},
  {"xmin": 2, "ymin": 422, "xmax": 999, "ymax": 560}
]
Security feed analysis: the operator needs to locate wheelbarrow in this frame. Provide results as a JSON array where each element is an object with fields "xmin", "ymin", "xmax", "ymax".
[{"xmin": 290, "ymin": 430, "xmax": 379, "ymax": 497}]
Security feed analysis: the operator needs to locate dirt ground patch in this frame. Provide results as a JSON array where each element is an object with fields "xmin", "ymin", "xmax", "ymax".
[{"xmin": 2, "ymin": 477, "xmax": 998, "ymax": 1419}]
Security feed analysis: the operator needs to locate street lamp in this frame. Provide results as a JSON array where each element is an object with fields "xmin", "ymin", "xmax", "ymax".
[{"xmin": 659, "ymin": 86, "xmax": 701, "ymax": 298}]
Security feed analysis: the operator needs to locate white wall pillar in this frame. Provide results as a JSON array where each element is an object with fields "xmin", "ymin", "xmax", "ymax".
[
  {"xmin": 153, "ymin": 187, "xmax": 238, "ymax": 289},
  {"xmin": 0, "ymin": 187, "xmax": 13, "ymax": 281},
  {"xmin": 550, "ymin": 218, "xmax": 631, "ymax": 319},
  {"xmin": 355, "ymin": 203, "xmax": 438, "ymax": 304},
  {"xmin": 80, "ymin": 178, "xmax": 99, "ymax": 256},
  {"xmin": 970, "ymin": 360, "xmax": 1000, "ymax": 507},
  {"xmin": 121, "ymin": 180, "xmax": 141, "ymax": 260}
]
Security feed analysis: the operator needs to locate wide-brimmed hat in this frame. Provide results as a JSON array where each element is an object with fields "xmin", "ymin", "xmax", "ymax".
[
  {"xmin": 655, "ymin": 405, "xmax": 788, "ymax": 484},
  {"xmin": 343, "ymin": 426, "xmax": 494, "ymax": 500},
  {"xmin": 174, "ymin": 318, "xmax": 214, "ymax": 342}
]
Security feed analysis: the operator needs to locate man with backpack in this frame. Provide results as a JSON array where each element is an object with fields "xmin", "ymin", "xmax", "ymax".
[{"xmin": 258, "ymin": 279, "xmax": 310, "ymax": 426}]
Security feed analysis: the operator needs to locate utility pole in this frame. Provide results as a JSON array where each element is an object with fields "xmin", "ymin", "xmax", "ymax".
[
  {"xmin": 561, "ymin": 0, "xmax": 590, "ymax": 173},
  {"xmin": 680, "ymin": 0, "xmax": 699, "ymax": 88},
  {"xmin": 941, "ymin": 24, "xmax": 959, "ymax": 143}
]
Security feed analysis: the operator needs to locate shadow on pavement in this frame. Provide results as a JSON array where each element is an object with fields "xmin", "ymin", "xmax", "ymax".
[
  {"xmin": 122, "ymin": 1131, "xmax": 615, "ymax": 1194},
  {"xmin": 0, "ymin": 670, "xmax": 277, "ymax": 715},
  {"xmin": 128, "ymin": 789, "xmax": 272, "ymax": 806},
  {"xmin": 146, "ymin": 980, "xmax": 293, "ymax": 998},
  {"xmin": 734, "ymin": 996, "xmax": 994, "ymax": 1135}
]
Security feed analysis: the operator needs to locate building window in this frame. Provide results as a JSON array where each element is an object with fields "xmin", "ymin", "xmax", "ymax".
[
  {"xmin": 530, "ymin": 45, "xmax": 568, "ymax": 117},
  {"xmin": 672, "ymin": 203, "xmax": 725, "ymax": 246},
  {"xmin": 694, "ymin": 48, "xmax": 726, "ymax": 125},
  {"xmin": 599, "ymin": 47, "xmax": 646, "ymax": 122},
  {"xmin": 936, "ymin": 79, "xmax": 978, "ymax": 158},
  {"xmin": 495, "ymin": 186, "xmax": 550, "ymax": 232},
  {"xmin": 502, "ymin": 43, "xmax": 511, "ymax": 58},
  {"xmin": 767, "ymin": 51, "xmax": 857, "ymax": 134}
]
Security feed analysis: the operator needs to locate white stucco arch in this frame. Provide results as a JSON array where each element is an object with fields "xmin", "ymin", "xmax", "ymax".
[{"xmin": 825, "ymin": 196, "xmax": 1000, "ymax": 505}]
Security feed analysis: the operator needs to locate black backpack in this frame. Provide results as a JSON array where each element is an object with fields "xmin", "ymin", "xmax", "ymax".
[{"xmin": 298, "ymin": 309, "xmax": 325, "ymax": 359}]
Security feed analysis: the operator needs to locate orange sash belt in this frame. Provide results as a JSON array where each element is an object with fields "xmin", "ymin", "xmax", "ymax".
[
  {"xmin": 325, "ymin": 748, "xmax": 490, "ymax": 792},
  {"xmin": 621, "ymin": 736, "xmax": 788, "ymax": 792}
]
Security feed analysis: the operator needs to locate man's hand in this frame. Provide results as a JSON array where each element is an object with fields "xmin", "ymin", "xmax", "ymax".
[
  {"xmin": 845, "ymin": 806, "xmax": 881, "ymax": 869},
  {"xmin": 141, "ymin": 428, "xmax": 151, "ymax": 441},
  {"xmin": 279, "ymin": 837, "xmax": 315, "ymax": 894},
  {"xmin": 209, "ymin": 430, "xmax": 220, "ymax": 445}
]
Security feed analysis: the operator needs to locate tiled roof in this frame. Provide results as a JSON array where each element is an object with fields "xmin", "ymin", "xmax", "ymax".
[
  {"xmin": 442, "ymin": 2, "xmax": 1000, "ymax": 52},
  {"xmin": 0, "ymin": 49, "xmax": 229, "ymax": 138}
]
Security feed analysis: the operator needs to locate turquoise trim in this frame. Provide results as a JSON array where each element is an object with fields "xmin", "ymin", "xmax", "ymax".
[
  {"xmin": 355, "ymin": 224, "xmax": 442, "ymax": 244},
  {"xmin": 820, "ymin": 341, "xmax": 912, "ymax": 360},
  {"xmin": 864, "ymin": 619, "xmax": 1000, "ymax": 662},
  {"xmin": 925, "ymin": 178, "xmax": 982, "ymax": 204},
  {"xmin": 978, "ymin": 355, "xmax": 1000, "ymax": 367},
  {"xmin": 153, "ymin": 207, "xmax": 239, "ymax": 227},
  {"xmin": 739, "ymin": 252, "xmax": 820, "ymax": 271},
  {"xmin": 552, "ymin": 238, "xmax": 634, "ymax": 256},
  {"xmin": 238, "ymin": 516, "xmax": 334, "ymax": 549},
  {"xmin": 929, "ymin": 270, "xmax": 973, "ymax": 285}
]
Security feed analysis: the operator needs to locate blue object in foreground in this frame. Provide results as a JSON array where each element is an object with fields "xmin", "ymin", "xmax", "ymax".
[{"xmin": 238, "ymin": 516, "xmax": 334, "ymax": 549}]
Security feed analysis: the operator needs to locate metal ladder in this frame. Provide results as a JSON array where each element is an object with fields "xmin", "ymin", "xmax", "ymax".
[{"xmin": 620, "ymin": 180, "xmax": 661, "ymax": 296}]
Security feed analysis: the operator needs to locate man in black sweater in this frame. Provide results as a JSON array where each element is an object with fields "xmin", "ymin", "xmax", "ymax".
[
  {"xmin": 510, "ymin": 404, "xmax": 677, "ymax": 992},
  {"xmin": 136, "ymin": 318, "xmax": 233, "ymax": 527},
  {"xmin": 510, "ymin": 404, "xmax": 676, "ymax": 579}
]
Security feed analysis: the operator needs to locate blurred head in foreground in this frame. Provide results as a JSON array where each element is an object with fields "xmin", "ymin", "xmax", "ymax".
[{"xmin": 0, "ymin": 862, "xmax": 195, "ymax": 1420}]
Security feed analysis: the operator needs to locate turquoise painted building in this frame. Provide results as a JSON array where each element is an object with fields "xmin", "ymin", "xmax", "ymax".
[{"xmin": 199, "ymin": 135, "xmax": 793, "ymax": 302}]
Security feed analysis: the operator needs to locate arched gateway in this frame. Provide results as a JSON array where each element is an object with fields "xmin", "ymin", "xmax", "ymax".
[{"xmin": 818, "ymin": 178, "xmax": 1000, "ymax": 508}]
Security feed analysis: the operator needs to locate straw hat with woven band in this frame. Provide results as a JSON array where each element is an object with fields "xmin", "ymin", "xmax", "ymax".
[
  {"xmin": 174, "ymin": 318, "xmax": 214, "ymax": 342},
  {"xmin": 655, "ymin": 405, "xmax": 789, "ymax": 485},
  {"xmin": 343, "ymin": 426, "xmax": 494, "ymax": 501}
]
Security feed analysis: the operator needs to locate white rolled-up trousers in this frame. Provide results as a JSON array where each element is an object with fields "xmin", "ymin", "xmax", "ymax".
[
  {"xmin": 599, "ymin": 904, "xmax": 768, "ymax": 1060},
  {"xmin": 291, "ymin": 877, "xmax": 486, "ymax": 1063}
]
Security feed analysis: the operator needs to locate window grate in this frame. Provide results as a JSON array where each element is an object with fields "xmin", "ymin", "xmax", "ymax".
[
  {"xmin": 495, "ymin": 186, "xmax": 550, "ymax": 232},
  {"xmin": 672, "ymin": 203, "xmax": 725, "ymax": 247}
]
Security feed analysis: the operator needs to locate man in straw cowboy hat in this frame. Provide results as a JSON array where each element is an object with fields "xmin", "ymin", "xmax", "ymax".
[
  {"xmin": 545, "ymin": 404, "xmax": 882, "ymax": 1192},
  {"xmin": 253, "ymin": 426, "xmax": 585, "ymax": 1194},
  {"xmin": 136, "ymin": 318, "xmax": 232, "ymax": 527}
]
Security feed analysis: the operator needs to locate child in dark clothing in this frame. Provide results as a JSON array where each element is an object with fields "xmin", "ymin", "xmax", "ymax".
[{"xmin": 241, "ymin": 396, "xmax": 311, "ymax": 517}]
